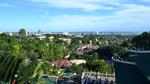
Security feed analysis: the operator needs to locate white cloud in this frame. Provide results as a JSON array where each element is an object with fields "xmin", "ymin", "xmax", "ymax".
[
  {"xmin": 29, "ymin": 0, "xmax": 116, "ymax": 12},
  {"xmin": 44, "ymin": 4, "xmax": 150, "ymax": 31},
  {"xmin": 115, "ymin": 4, "xmax": 150, "ymax": 17},
  {"xmin": 28, "ymin": 0, "xmax": 150, "ymax": 31}
]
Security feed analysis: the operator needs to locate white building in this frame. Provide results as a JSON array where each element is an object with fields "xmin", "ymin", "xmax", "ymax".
[
  {"xmin": 37, "ymin": 36, "xmax": 46, "ymax": 40},
  {"xmin": 59, "ymin": 38, "xmax": 71, "ymax": 43},
  {"xmin": 70, "ymin": 59, "xmax": 86, "ymax": 65}
]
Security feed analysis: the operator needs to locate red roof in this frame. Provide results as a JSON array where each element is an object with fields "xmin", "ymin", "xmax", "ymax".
[
  {"xmin": 51, "ymin": 60, "xmax": 72, "ymax": 68},
  {"xmin": 11, "ymin": 80, "xmax": 15, "ymax": 84}
]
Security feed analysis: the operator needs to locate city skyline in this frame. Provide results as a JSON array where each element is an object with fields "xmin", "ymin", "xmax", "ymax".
[{"xmin": 0, "ymin": 0, "xmax": 150, "ymax": 32}]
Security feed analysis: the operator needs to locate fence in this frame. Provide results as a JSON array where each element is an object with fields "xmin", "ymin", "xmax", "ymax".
[{"xmin": 82, "ymin": 71, "xmax": 115, "ymax": 81}]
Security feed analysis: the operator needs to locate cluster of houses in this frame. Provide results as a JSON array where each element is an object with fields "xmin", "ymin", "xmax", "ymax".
[
  {"xmin": 51, "ymin": 59, "xmax": 86, "ymax": 69},
  {"xmin": 76, "ymin": 44, "xmax": 99, "ymax": 55}
]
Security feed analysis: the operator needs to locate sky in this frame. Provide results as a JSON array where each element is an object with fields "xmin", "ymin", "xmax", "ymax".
[{"xmin": 0, "ymin": 0, "xmax": 150, "ymax": 32}]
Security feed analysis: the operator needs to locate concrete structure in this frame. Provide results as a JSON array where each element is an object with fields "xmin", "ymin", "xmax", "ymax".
[
  {"xmin": 76, "ymin": 44, "xmax": 99, "ymax": 55},
  {"xmin": 58, "ymin": 38, "xmax": 71, "ymax": 44},
  {"xmin": 70, "ymin": 59, "xmax": 86, "ymax": 65},
  {"xmin": 37, "ymin": 36, "xmax": 46, "ymax": 40},
  {"xmin": 113, "ymin": 50, "xmax": 150, "ymax": 84}
]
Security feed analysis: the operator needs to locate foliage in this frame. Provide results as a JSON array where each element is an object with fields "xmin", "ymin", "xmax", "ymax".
[
  {"xmin": 132, "ymin": 32, "xmax": 150, "ymax": 50},
  {"xmin": 0, "ymin": 56, "xmax": 22, "ymax": 82},
  {"xmin": 17, "ymin": 60, "xmax": 38, "ymax": 83},
  {"xmin": 69, "ymin": 37, "xmax": 82, "ymax": 51},
  {"xmin": 86, "ymin": 59, "xmax": 113, "ymax": 73},
  {"xmin": 69, "ymin": 65, "xmax": 85, "ymax": 74},
  {"xmin": 18, "ymin": 29, "xmax": 26, "ymax": 37},
  {"xmin": 97, "ymin": 45, "xmax": 126, "ymax": 59}
]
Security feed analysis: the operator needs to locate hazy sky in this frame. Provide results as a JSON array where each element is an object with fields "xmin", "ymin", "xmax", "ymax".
[{"xmin": 0, "ymin": 0, "xmax": 150, "ymax": 32}]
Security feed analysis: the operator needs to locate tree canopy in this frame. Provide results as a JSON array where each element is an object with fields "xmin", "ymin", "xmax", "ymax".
[
  {"xmin": 132, "ymin": 32, "xmax": 150, "ymax": 50},
  {"xmin": 19, "ymin": 29, "xmax": 26, "ymax": 37}
]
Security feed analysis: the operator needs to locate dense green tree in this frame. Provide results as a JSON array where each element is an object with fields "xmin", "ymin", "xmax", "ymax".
[
  {"xmin": 69, "ymin": 65, "xmax": 85, "ymax": 73},
  {"xmin": 0, "ymin": 33, "xmax": 9, "ymax": 37},
  {"xmin": 86, "ymin": 59, "xmax": 113, "ymax": 73},
  {"xmin": 69, "ymin": 37, "xmax": 82, "ymax": 51},
  {"xmin": 17, "ymin": 60, "xmax": 38, "ymax": 83},
  {"xmin": 19, "ymin": 29, "xmax": 26, "ymax": 37},
  {"xmin": 0, "ymin": 56, "xmax": 21, "ymax": 82},
  {"xmin": 132, "ymin": 32, "xmax": 150, "ymax": 50},
  {"xmin": 41, "ymin": 61, "xmax": 51, "ymax": 75},
  {"xmin": 49, "ymin": 43, "xmax": 65, "ymax": 60}
]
